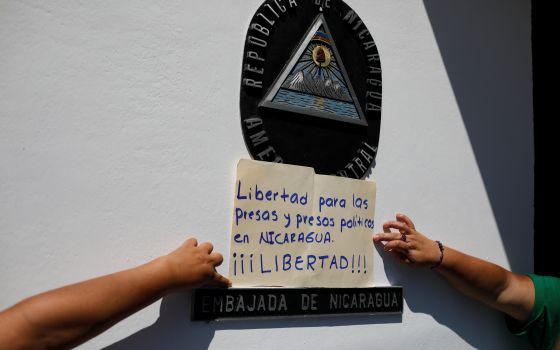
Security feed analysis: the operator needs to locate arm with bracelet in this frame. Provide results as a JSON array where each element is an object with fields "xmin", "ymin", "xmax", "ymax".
[{"xmin": 374, "ymin": 213, "xmax": 560, "ymax": 350}]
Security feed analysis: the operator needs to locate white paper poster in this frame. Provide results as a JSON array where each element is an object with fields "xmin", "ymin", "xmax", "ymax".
[{"xmin": 229, "ymin": 159, "xmax": 376, "ymax": 287}]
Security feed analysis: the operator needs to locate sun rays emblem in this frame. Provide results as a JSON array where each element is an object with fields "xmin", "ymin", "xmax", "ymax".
[
  {"xmin": 260, "ymin": 15, "xmax": 367, "ymax": 126},
  {"xmin": 312, "ymin": 45, "xmax": 332, "ymax": 67},
  {"xmin": 309, "ymin": 31, "xmax": 333, "ymax": 70}
]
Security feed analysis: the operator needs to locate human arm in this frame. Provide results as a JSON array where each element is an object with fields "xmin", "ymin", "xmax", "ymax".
[
  {"xmin": 0, "ymin": 238, "xmax": 230, "ymax": 350},
  {"xmin": 373, "ymin": 213, "xmax": 534, "ymax": 323}
]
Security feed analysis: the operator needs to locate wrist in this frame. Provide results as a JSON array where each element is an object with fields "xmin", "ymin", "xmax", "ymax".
[
  {"xmin": 429, "ymin": 240, "xmax": 445, "ymax": 270},
  {"xmin": 148, "ymin": 256, "xmax": 177, "ymax": 295}
]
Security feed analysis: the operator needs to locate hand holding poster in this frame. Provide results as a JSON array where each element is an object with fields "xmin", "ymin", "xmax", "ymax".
[{"xmin": 229, "ymin": 159, "xmax": 376, "ymax": 287}]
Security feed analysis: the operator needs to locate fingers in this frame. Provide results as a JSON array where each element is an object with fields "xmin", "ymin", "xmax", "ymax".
[
  {"xmin": 209, "ymin": 252, "xmax": 224, "ymax": 266},
  {"xmin": 383, "ymin": 221, "xmax": 412, "ymax": 235},
  {"xmin": 202, "ymin": 270, "xmax": 231, "ymax": 288},
  {"xmin": 212, "ymin": 272, "xmax": 232, "ymax": 288},
  {"xmin": 396, "ymin": 213, "xmax": 416, "ymax": 230},
  {"xmin": 375, "ymin": 215, "xmax": 420, "ymax": 266},
  {"xmin": 383, "ymin": 240, "xmax": 409, "ymax": 252},
  {"xmin": 186, "ymin": 238, "xmax": 198, "ymax": 247},
  {"xmin": 199, "ymin": 242, "xmax": 214, "ymax": 253},
  {"xmin": 373, "ymin": 232, "xmax": 401, "ymax": 242}
]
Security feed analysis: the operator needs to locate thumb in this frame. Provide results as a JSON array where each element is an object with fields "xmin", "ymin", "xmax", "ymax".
[{"xmin": 204, "ymin": 272, "xmax": 231, "ymax": 288}]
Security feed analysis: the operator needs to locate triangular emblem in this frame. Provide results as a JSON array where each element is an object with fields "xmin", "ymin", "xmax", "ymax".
[{"xmin": 260, "ymin": 14, "xmax": 367, "ymax": 126}]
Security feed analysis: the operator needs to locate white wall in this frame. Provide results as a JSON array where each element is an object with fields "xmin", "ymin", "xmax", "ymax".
[{"xmin": 0, "ymin": 0, "xmax": 533, "ymax": 349}]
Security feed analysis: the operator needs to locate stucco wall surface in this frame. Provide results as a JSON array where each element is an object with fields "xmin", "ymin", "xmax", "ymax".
[{"xmin": 0, "ymin": 1, "xmax": 533, "ymax": 349}]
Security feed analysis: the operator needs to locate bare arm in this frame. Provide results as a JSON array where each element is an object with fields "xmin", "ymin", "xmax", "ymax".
[
  {"xmin": 0, "ymin": 238, "xmax": 230, "ymax": 350},
  {"xmin": 374, "ymin": 214, "xmax": 534, "ymax": 323}
]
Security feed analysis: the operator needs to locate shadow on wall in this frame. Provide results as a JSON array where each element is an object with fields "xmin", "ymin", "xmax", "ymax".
[
  {"xmin": 422, "ymin": 0, "xmax": 534, "ymax": 273},
  {"xmin": 103, "ymin": 292, "xmax": 401, "ymax": 350},
  {"xmin": 375, "ymin": 244, "xmax": 527, "ymax": 350}
]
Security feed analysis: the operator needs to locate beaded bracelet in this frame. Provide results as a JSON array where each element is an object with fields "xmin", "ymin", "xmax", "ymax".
[{"xmin": 430, "ymin": 240, "xmax": 444, "ymax": 270}]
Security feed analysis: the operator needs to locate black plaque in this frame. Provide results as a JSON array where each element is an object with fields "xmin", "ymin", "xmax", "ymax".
[
  {"xmin": 192, "ymin": 287, "xmax": 402, "ymax": 321},
  {"xmin": 240, "ymin": 0, "xmax": 382, "ymax": 179}
]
